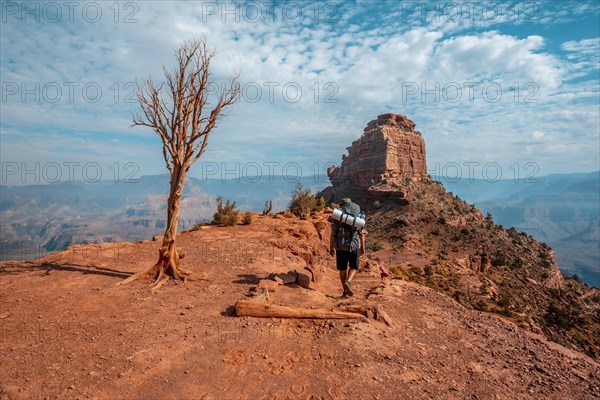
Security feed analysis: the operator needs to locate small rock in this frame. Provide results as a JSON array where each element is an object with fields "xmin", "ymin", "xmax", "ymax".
[
  {"xmin": 257, "ymin": 279, "xmax": 278, "ymax": 293},
  {"xmin": 296, "ymin": 270, "xmax": 312, "ymax": 289},
  {"xmin": 535, "ymin": 364, "xmax": 545, "ymax": 373},
  {"xmin": 276, "ymin": 272, "xmax": 297, "ymax": 284}
]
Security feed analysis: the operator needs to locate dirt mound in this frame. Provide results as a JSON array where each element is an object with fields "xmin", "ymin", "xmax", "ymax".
[{"xmin": 1, "ymin": 212, "xmax": 598, "ymax": 399}]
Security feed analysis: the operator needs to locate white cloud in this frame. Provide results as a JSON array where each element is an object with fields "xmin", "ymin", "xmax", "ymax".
[
  {"xmin": 0, "ymin": 0, "xmax": 598, "ymax": 185},
  {"xmin": 560, "ymin": 38, "xmax": 600, "ymax": 80},
  {"xmin": 561, "ymin": 38, "xmax": 600, "ymax": 54},
  {"xmin": 532, "ymin": 131, "xmax": 545, "ymax": 140},
  {"xmin": 432, "ymin": 32, "xmax": 562, "ymax": 88}
]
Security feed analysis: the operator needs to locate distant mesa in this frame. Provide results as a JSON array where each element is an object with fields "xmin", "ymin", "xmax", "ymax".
[{"xmin": 323, "ymin": 113, "xmax": 430, "ymax": 204}]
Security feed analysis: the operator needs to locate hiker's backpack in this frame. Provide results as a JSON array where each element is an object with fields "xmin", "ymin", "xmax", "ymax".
[{"xmin": 333, "ymin": 204, "xmax": 362, "ymax": 252}]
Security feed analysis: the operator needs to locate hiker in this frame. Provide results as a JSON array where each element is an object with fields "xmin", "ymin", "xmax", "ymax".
[{"xmin": 329, "ymin": 198, "xmax": 365, "ymax": 297}]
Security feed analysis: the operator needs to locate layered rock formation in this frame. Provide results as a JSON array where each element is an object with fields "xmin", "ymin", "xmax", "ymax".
[{"xmin": 322, "ymin": 113, "xmax": 429, "ymax": 204}]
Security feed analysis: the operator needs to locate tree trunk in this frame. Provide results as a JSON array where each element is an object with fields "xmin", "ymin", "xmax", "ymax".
[
  {"xmin": 118, "ymin": 163, "xmax": 200, "ymax": 290},
  {"xmin": 155, "ymin": 163, "xmax": 187, "ymax": 281}
]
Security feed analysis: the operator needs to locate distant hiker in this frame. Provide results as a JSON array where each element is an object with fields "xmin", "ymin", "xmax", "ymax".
[{"xmin": 329, "ymin": 198, "xmax": 365, "ymax": 297}]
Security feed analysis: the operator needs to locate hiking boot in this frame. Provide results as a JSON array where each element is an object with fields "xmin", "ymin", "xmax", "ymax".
[{"xmin": 344, "ymin": 281, "xmax": 354, "ymax": 297}]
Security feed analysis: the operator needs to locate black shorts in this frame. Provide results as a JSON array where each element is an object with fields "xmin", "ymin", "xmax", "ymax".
[{"xmin": 336, "ymin": 250, "xmax": 359, "ymax": 271}]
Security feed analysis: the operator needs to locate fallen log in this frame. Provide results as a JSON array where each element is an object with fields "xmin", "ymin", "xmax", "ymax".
[
  {"xmin": 336, "ymin": 304, "xmax": 394, "ymax": 327},
  {"xmin": 234, "ymin": 300, "xmax": 366, "ymax": 320},
  {"xmin": 335, "ymin": 305, "xmax": 371, "ymax": 316}
]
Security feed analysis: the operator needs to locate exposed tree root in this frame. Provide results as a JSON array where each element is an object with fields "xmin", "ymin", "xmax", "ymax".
[
  {"xmin": 151, "ymin": 275, "xmax": 171, "ymax": 292},
  {"xmin": 117, "ymin": 241, "xmax": 209, "ymax": 290}
]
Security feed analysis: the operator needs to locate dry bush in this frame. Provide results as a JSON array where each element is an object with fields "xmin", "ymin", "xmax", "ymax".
[
  {"xmin": 212, "ymin": 196, "xmax": 238, "ymax": 226},
  {"xmin": 289, "ymin": 183, "xmax": 316, "ymax": 217},
  {"xmin": 191, "ymin": 221, "xmax": 210, "ymax": 231}
]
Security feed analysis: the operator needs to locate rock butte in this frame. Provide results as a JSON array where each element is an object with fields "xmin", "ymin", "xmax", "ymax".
[{"xmin": 323, "ymin": 113, "xmax": 430, "ymax": 203}]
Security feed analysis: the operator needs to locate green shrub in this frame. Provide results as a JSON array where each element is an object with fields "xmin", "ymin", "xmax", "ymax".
[
  {"xmin": 510, "ymin": 257, "xmax": 523, "ymax": 269},
  {"xmin": 548, "ymin": 288, "xmax": 562, "ymax": 299},
  {"xmin": 449, "ymin": 272, "xmax": 461, "ymax": 286},
  {"xmin": 497, "ymin": 290, "xmax": 512, "ymax": 309},
  {"xmin": 191, "ymin": 221, "xmax": 209, "ymax": 231},
  {"xmin": 368, "ymin": 241, "xmax": 384, "ymax": 252},
  {"xmin": 315, "ymin": 196, "xmax": 325, "ymax": 212},
  {"xmin": 479, "ymin": 282, "xmax": 489, "ymax": 295},
  {"xmin": 424, "ymin": 264, "xmax": 433, "ymax": 276},
  {"xmin": 543, "ymin": 302, "xmax": 581, "ymax": 330},
  {"xmin": 289, "ymin": 182, "xmax": 316, "ymax": 217},
  {"xmin": 212, "ymin": 196, "xmax": 238, "ymax": 226},
  {"xmin": 492, "ymin": 250, "xmax": 507, "ymax": 267},
  {"xmin": 242, "ymin": 212, "xmax": 252, "ymax": 225},
  {"xmin": 474, "ymin": 299, "xmax": 488, "ymax": 311},
  {"xmin": 407, "ymin": 273, "xmax": 423, "ymax": 284}
]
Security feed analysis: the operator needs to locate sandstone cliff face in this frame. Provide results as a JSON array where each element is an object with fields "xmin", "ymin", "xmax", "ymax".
[{"xmin": 323, "ymin": 113, "xmax": 429, "ymax": 204}]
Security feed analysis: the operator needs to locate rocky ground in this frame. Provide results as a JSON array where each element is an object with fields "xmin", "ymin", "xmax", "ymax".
[{"xmin": 1, "ymin": 212, "xmax": 599, "ymax": 400}]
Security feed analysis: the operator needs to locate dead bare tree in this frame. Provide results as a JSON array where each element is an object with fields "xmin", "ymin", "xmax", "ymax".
[
  {"xmin": 262, "ymin": 200, "xmax": 272, "ymax": 215},
  {"xmin": 119, "ymin": 37, "xmax": 239, "ymax": 290}
]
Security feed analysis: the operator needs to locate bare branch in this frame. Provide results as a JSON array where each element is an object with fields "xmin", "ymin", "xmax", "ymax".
[{"xmin": 132, "ymin": 36, "xmax": 238, "ymax": 173}]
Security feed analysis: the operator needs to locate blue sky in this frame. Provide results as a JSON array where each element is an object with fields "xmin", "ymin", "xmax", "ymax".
[{"xmin": 1, "ymin": 0, "xmax": 599, "ymax": 185}]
